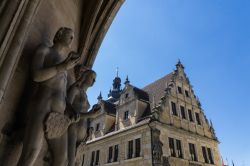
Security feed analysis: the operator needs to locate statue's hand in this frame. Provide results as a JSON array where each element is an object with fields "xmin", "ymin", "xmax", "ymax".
[
  {"xmin": 70, "ymin": 111, "xmax": 80, "ymax": 123},
  {"xmin": 60, "ymin": 52, "xmax": 80, "ymax": 71}
]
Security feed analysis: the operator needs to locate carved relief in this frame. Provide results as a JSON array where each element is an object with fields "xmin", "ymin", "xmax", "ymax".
[{"xmin": 152, "ymin": 128, "xmax": 163, "ymax": 166}]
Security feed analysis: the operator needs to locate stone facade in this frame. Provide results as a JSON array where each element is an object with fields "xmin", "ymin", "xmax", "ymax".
[{"xmin": 82, "ymin": 61, "xmax": 221, "ymax": 166}]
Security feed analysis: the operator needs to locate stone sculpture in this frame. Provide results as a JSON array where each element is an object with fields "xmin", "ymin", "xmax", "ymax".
[
  {"xmin": 152, "ymin": 128, "xmax": 163, "ymax": 166},
  {"xmin": 66, "ymin": 68, "xmax": 96, "ymax": 166},
  {"xmin": 17, "ymin": 27, "xmax": 80, "ymax": 166}
]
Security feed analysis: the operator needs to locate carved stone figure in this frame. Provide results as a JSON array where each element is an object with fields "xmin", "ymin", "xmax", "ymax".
[
  {"xmin": 17, "ymin": 27, "xmax": 80, "ymax": 166},
  {"xmin": 152, "ymin": 128, "xmax": 163, "ymax": 166},
  {"xmin": 66, "ymin": 68, "xmax": 96, "ymax": 166}
]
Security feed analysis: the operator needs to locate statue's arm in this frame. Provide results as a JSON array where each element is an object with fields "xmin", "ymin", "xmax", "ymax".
[{"xmin": 32, "ymin": 46, "xmax": 80, "ymax": 82}]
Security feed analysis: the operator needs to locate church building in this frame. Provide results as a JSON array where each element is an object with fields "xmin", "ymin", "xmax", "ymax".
[{"xmin": 81, "ymin": 61, "xmax": 221, "ymax": 166}]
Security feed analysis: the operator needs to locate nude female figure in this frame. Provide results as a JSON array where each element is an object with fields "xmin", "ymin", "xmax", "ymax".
[
  {"xmin": 17, "ymin": 27, "xmax": 80, "ymax": 166},
  {"xmin": 66, "ymin": 68, "xmax": 96, "ymax": 166}
]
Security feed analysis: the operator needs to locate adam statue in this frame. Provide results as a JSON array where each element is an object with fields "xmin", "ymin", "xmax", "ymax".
[{"xmin": 17, "ymin": 27, "xmax": 80, "ymax": 166}]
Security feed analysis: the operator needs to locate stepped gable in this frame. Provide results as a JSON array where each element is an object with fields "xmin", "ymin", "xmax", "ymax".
[{"xmin": 143, "ymin": 73, "xmax": 173, "ymax": 105}]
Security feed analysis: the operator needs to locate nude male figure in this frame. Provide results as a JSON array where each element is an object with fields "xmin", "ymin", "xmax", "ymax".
[{"xmin": 17, "ymin": 27, "xmax": 80, "ymax": 166}]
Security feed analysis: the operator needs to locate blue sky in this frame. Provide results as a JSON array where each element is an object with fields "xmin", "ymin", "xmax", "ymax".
[{"xmin": 87, "ymin": 0, "xmax": 250, "ymax": 165}]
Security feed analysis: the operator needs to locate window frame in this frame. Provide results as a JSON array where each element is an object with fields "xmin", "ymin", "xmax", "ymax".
[
  {"xmin": 114, "ymin": 145, "xmax": 119, "ymax": 162},
  {"xmin": 90, "ymin": 151, "xmax": 95, "ymax": 166},
  {"xmin": 108, "ymin": 146, "xmax": 113, "ymax": 163},
  {"xmin": 135, "ymin": 138, "xmax": 141, "ymax": 157},
  {"xmin": 127, "ymin": 140, "xmax": 133, "ymax": 159},
  {"xmin": 177, "ymin": 86, "xmax": 183, "ymax": 94},
  {"xmin": 188, "ymin": 109, "xmax": 194, "ymax": 122},
  {"xmin": 180, "ymin": 105, "xmax": 186, "ymax": 119},
  {"xmin": 169, "ymin": 137, "xmax": 176, "ymax": 157},
  {"xmin": 124, "ymin": 110, "xmax": 129, "ymax": 120},
  {"xmin": 95, "ymin": 150, "xmax": 100, "ymax": 166},
  {"xmin": 189, "ymin": 143, "xmax": 198, "ymax": 161},
  {"xmin": 176, "ymin": 139, "xmax": 183, "ymax": 158},
  {"xmin": 207, "ymin": 147, "xmax": 214, "ymax": 164},
  {"xmin": 96, "ymin": 123, "xmax": 100, "ymax": 131},
  {"xmin": 202, "ymin": 146, "xmax": 209, "ymax": 163},
  {"xmin": 185, "ymin": 90, "xmax": 190, "ymax": 97},
  {"xmin": 171, "ymin": 102, "xmax": 178, "ymax": 116},
  {"xmin": 195, "ymin": 112, "xmax": 201, "ymax": 125}
]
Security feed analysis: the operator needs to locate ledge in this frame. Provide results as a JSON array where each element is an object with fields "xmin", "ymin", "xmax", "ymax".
[
  {"xmin": 124, "ymin": 156, "xmax": 143, "ymax": 162},
  {"xmin": 104, "ymin": 161, "xmax": 120, "ymax": 165}
]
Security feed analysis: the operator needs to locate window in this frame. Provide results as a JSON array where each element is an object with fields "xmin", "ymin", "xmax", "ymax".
[
  {"xmin": 125, "ymin": 93, "xmax": 129, "ymax": 98},
  {"xmin": 176, "ymin": 139, "xmax": 183, "ymax": 158},
  {"xmin": 135, "ymin": 138, "xmax": 141, "ymax": 157},
  {"xmin": 124, "ymin": 111, "xmax": 129, "ymax": 120},
  {"xmin": 195, "ymin": 112, "xmax": 201, "ymax": 125},
  {"xmin": 202, "ymin": 146, "xmax": 209, "ymax": 163},
  {"xmin": 207, "ymin": 148, "xmax": 214, "ymax": 164},
  {"xmin": 114, "ymin": 145, "xmax": 119, "ymax": 162},
  {"xmin": 189, "ymin": 143, "xmax": 197, "ymax": 161},
  {"xmin": 188, "ymin": 109, "xmax": 194, "ymax": 122},
  {"xmin": 171, "ymin": 102, "xmax": 178, "ymax": 116},
  {"xmin": 108, "ymin": 146, "xmax": 113, "ymax": 163},
  {"xmin": 96, "ymin": 123, "xmax": 100, "ymax": 131},
  {"xmin": 90, "ymin": 151, "xmax": 95, "ymax": 166},
  {"xmin": 185, "ymin": 90, "xmax": 190, "ymax": 97},
  {"xmin": 169, "ymin": 137, "xmax": 176, "ymax": 157},
  {"xmin": 128, "ymin": 140, "xmax": 133, "ymax": 159},
  {"xmin": 180, "ymin": 106, "xmax": 186, "ymax": 119},
  {"xmin": 95, "ymin": 150, "xmax": 100, "ymax": 165},
  {"xmin": 178, "ymin": 86, "xmax": 183, "ymax": 94}
]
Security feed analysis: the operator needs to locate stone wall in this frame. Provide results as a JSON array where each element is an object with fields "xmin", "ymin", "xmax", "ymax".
[
  {"xmin": 152, "ymin": 122, "xmax": 221, "ymax": 166},
  {"xmin": 84, "ymin": 124, "xmax": 152, "ymax": 166}
]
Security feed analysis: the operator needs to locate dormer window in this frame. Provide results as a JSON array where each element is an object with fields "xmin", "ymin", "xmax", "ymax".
[
  {"xmin": 178, "ymin": 86, "xmax": 182, "ymax": 94},
  {"xmin": 125, "ymin": 93, "xmax": 129, "ymax": 98},
  {"xmin": 124, "ymin": 111, "xmax": 129, "ymax": 120}
]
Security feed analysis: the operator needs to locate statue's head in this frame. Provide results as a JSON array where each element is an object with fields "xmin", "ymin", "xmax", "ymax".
[
  {"xmin": 53, "ymin": 27, "xmax": 74, "ymax": 46},
  {"xmin": 78, "ymin": 69, "xmax": 96, "ymax": 89}
]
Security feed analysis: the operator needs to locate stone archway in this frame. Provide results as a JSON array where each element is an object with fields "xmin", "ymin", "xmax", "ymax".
[{"xmin": 0, "ymin": 1, "xmax": 124, "ymax": 165}]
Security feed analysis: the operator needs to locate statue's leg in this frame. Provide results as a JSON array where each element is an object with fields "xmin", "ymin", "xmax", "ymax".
[
  {"xmin": 49, "ymin": 132, "xmax": 68, "ymax": 166},
  {"xmin": 17, "ymin": 119, "xmax": 44, "ymax": 166},
  {"xmin": 68, "ymin": 123, "xmax": 77, "ymax": 166}
]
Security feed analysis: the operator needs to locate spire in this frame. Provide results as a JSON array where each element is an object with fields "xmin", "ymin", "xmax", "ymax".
[
  {"xmin": 116, "ymin": 67, "xmax": 119, "ymax": 77},
  {"xmin": 97, "ymin": 91, "xmax": 102, "ymax": 101},
  {"xmin": 107, "ymin": 68, "xmax": 122, "ymax": 102},
  {"xmin": 124, "ymin": 75, "xmax": 130, "ymax": 85},
  {"xmin": 176, "ymin": 59, "xmax": 184, "ymax": 71}
]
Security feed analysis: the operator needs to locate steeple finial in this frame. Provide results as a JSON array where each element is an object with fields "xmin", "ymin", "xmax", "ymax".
[
  {"xmin": 176, "ymin": 59, "xmax": 184, "ymax": 69},
  {"xmin": 124, "ymin": 75, "xmax": 130, "ymax": 85},
  {"xmin": 97, "ymin": 91, "xmax": 103, "ymax": 100},
  {"xmin": 116, "ymin": 67, "xmax": 119, "ymax": 77}
]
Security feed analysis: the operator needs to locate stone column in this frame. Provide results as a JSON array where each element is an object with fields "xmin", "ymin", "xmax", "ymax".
[{"xmin": 0, "ymin": 0, "xmax": 42, "ymax": 103}]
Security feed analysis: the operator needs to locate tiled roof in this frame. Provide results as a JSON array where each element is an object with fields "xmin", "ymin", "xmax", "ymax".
[
  {"xmin": 133, "ymin": 87, "xmax": 149, "ymax": 101},
  {"xmin": 143, "ymin": 73, "xmax": 173, "ymax": 105},
  {"xmin": 102, "ymin": 100, "xmax": 116, "ymax": 115}
]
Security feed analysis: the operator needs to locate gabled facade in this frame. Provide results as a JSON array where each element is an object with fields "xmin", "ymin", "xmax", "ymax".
[{"xmin": 81, "ymin": 62, "xmax": 221, "ymax": 166}]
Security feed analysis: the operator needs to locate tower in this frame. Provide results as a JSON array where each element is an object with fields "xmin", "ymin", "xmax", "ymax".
[{"xmin": 108, "ymin": 68, "xmax": 122, "ymax": 102}]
